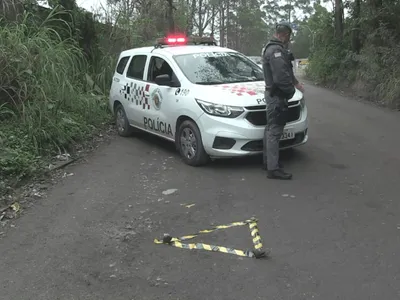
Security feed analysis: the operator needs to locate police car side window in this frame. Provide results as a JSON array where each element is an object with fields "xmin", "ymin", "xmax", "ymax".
[
  {"xmin": 116, "ymin": 56, "xmax": 130, "ymax": 74},
  {"xmin": 147, "ymin": 57, "xmax": 174, "ymax": 82},
  {"xmin": 237, "ymin": 61, "xmax": 250, "ymax": 72},
  {"xmin": 126, "ymin": 55, "xmax": 147, "ymax": 80}
]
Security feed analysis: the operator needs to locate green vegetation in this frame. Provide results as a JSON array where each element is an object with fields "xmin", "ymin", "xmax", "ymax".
[
  {"xmin": 0, "ymin": 5, "xmax": 114, "ymax": 185},
  {"xmin": 0, "ymin": 0, "xmax": 272, "ymax": 189},
  {"xmin": 3, "ymin": 0, "xmax": 398, "ymax": 191},
  {"xmin": 291, "ymin": 0, "xmax": 400, "ymax": 109}
]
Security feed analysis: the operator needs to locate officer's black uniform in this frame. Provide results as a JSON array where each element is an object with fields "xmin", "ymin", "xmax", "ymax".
[
  {"xmin": 287, "ymin": 49, "xmax": 298, "ymax": 83},
  {"xmin": 261, "ymin": 22, "xmax": 298, "ymax": 180}
]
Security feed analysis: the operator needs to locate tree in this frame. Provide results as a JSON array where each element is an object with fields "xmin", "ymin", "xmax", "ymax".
[
  {"xmin": 261, "ymin": 0, "xmax": 312, "ymax": 25},
  {"xmin": 291, "ymin": 25, "xmax": 312, "ymax": 58},
  {"xmin": 333, "ymin": 0, "xmax": 343, "ymax": 39}
]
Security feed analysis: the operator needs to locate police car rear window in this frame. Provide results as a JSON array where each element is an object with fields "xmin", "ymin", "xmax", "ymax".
[{"xmin": 116, "ymin": 56, "xmax": 130, "ymax": 74}]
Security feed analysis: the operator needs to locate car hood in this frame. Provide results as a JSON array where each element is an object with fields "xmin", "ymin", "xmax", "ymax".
[{"xmin": 193, "ymin": 81, "xmax": 303, "ymax": 107}]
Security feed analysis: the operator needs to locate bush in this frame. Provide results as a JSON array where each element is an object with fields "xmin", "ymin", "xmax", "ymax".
[
  {"xmin": 0, "ymin": 11, "xmax": 111, "ymax": 181},
  {"xmin": 306, "ymin": 44, "xmax": 346, "ymax": 84},
  {"xmin": 305, "ymin": 2, "xmax": 400, "ymax": 108},
  {"xmin": 355, "ymin": 29, "xmax": 400, "ymax": 108}
]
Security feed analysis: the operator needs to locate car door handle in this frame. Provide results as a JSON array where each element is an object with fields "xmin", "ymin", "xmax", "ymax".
[
  {"xmin": 113, "ymin": 77, "xmax": 120, "ymax": 82},
  {"xmin": 144, "ymin": 92, "xmax": 150, "ymax": 97}
]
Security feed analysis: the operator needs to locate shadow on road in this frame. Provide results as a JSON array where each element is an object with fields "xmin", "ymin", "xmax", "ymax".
[
  {"xmin": 129, "ymin": 131, "xmax": 177, "ymax": 154},
  {"xmin": 129, "ymin": 131, "xmax": 310, "ymax": 170},
  {"xmin": 208, "ymin": 148, "xmax": 309, "ymax": 170}
]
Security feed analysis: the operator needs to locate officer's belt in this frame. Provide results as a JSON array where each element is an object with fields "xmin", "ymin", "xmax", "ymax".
[{"xmin": 266, "ymin": 86, "xmax": 286, "ymax": 99}]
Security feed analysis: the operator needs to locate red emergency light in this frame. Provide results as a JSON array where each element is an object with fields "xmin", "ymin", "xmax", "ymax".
[
  {"xmin": 167, "ymin": 36, "xmax": 186, "ymax": 43},
  {"xmin": 155, "ymin": 35, "xmax": 217, "ymax": 47}
]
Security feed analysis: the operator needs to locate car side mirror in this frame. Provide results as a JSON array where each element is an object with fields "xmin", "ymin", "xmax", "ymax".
[{"xmin": 154, "ymin": 74, "xmax": 180, "ymax": 87}]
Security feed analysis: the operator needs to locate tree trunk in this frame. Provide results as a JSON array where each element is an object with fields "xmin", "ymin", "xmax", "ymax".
[
  {"xmin": 226, "ymin": 0, "xmax": 230, "ymax": 48},
  {"xmin": 351, "ymin": 0, "xmax": 361, "ymax": 53},
  {"xmin": 211, "ymin": 4, "xmax": 215, "ymax": 35},
  {"xmin": 187, "ymin": 0, "xmax": 196, "ymax": 35},
  {"xmin": 198, "ymin": 0, "xmax": 203, "ymax": 36},
  {"xmin": 166, "ymin": 0, "xmax": 175, "ymax": 33},
  {"xmin": 368, "ymin": 0, "xmax": 382, "ymax": 28},
  {"xmin": 234, "ymin": 1, "xmax": 239, "ymax": 50},
  {"xmin": 334, "ymin": 0, "xmax": 343, "ymax": 40},
  {"xmin": 219, "ymin": 4, "xmax": 225, "ymax": 47}
]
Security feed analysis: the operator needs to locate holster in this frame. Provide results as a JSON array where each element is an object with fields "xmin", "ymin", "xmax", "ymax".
[
  {"xmin": 266, "ymin": 97, "xmax": 289, "ymax": 126},
  {"xmin": 276, "ymin": 105, "xmax": 289, "ymax": 126},
  {"xmin": 269, "ymin": 85, "xmax": 291, "ymax": 100}
]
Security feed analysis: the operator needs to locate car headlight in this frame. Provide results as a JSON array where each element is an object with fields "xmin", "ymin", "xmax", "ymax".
[{"xmin": 195, "ymin": 99, "xmax": 244, "ymax": 118}]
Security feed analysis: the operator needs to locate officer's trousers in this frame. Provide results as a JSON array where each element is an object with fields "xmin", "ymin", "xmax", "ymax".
[
  {"xmin": 263, "ymin": 94, "xmax": 286, "ymax": 171},
  {"xmin": 263, "ymin": 123, "xmax": 284, "ymax": 170}
]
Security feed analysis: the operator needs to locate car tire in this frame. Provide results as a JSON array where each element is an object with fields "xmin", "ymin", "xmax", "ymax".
[
  {"xmin": 114, "ymin": 103, "xmax": 135, "ymax": 137},
  {"xmin": 177, "ymin": 120, "xmax": 209, "ymax": 166}
]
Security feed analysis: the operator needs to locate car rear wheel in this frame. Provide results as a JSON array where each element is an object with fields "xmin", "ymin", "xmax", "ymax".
[
  {"xmin": 115, "ymin": 103, "xmax": 135, "ymax": 137},
  {"xmin": 177, "ymin": 120, "xmax": 209, "ymax": 166}
]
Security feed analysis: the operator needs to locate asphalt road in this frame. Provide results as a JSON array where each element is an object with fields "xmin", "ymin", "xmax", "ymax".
[{"xmin": 1, "ymin": 82, "xmax": 400, "ymax": 300}]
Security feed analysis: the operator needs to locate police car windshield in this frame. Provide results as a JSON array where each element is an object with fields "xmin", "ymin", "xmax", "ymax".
[{"xmin": 173, "ymin": 52, "xmax": 264, "ymax": 85}]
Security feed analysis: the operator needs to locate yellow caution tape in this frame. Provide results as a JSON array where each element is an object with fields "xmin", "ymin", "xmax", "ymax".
[
  {"xmin": 10, "ymin": 202, "xmax": 20, "ymax": 212},
  {"xmin": 154, "ymin": 217, "xmax": 269, "ymax": 259},
  {"xmin": 180, "ymin": 203, "xmax": 196, "ymax": 208}
]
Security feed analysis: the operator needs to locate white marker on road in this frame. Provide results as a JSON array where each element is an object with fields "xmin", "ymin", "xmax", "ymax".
[{"xmin": 162, "ymin": 189, "xmax": 178, "ymax": 195}]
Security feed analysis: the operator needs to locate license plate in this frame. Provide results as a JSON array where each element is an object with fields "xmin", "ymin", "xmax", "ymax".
[{"xmin": 281, "ymin": 130, "xmax": 295, "ymax": 140}]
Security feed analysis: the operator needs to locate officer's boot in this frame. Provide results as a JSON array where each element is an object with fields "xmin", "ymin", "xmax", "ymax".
[{"xmin": 267, "ymin": 169, "xmax": 292, "ymax": 180}]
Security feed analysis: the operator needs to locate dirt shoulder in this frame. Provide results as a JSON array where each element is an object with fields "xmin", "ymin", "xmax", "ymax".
[{"xmin": 0, "ymin": 123, "xmax": 116, "ymax": 224}]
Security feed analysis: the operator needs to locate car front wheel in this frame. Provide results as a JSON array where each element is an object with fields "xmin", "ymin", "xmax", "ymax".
[
  {"xmin": 177, "ymin": 120, "xmax": 209, "ymax": 166},
  {"xmin": 114, "ymin": 103, "xmax": 134, "ymax": 137}
]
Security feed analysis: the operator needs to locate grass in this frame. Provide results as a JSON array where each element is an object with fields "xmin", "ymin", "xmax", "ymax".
[{"xmin": 0, "ymin": 10, "xmax": 113, "ymax": 187}]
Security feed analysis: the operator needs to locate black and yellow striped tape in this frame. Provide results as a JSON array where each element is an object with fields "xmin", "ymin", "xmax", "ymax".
[{"xmin": 154, "ymin": 217, "xmax": 269, "ymax": 259}]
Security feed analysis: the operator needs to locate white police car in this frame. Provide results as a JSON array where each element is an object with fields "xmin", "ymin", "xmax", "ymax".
[
  {"xmin": 248, "ymin": 56, "xmax": 263, "ymax": 69},
  {"xmin": 109, "ymin": 36, "xmax": 308, "ymax": 166}
]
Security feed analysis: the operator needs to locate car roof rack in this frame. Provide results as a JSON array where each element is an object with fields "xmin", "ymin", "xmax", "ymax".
[{"xmin": 153, "ymin": 35, "xmax": 217, "ymax": 49}]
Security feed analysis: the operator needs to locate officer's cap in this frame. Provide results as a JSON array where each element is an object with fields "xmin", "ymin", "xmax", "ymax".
[{"xmin": 276, "ymin": 22, "xmax": 293, "ymax": 34}]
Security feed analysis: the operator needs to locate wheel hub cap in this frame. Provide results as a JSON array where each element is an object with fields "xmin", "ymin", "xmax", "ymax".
[
  {"xmin": 180, "ymin": 128, "xmax": 197, "ymax": 159},
  {"xmin": 116, "ymin": 109, "xmax": 125, "ymax": 132}
]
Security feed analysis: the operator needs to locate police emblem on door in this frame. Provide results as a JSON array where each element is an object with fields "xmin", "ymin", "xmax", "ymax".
[{"xmin": 152, "ymin": 88, "xmax": 163, "ymax": 110}]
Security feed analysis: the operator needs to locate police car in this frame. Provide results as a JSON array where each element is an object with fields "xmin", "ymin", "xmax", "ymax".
[
  {"xmin": 248, "ymin": 56, "xmax": 263, "ymax": 68},
  {"xmin": 109, "ymin": 35, "xmax": 308, "ymax": 166}
]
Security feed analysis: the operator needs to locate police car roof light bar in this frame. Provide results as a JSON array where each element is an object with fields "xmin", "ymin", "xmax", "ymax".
[{"xmin": 154, "ymin": 35, "xmax": 217, "ymax": 48}]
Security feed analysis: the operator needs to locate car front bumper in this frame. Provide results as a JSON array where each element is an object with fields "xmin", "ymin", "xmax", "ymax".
[{"xmin": 197, "ymin": 102, "xmax": 308, "ymax": 158}]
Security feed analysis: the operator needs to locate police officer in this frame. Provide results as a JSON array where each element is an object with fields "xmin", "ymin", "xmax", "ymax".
[
  {"xmin": 287, "ymin": 49, "xmax": 295, "ymax": 68},
  {"xmin": 261, "ymin": 22, "xmax": 304, "ymax": 180}
]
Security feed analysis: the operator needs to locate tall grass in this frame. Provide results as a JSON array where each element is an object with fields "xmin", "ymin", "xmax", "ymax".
[
  {"xmin": 92, "ymin": 54, "xmax": 118, "ymax": 95},
  {"xmin": 0, "ymin": 10, "xmax": 111, "ymax": 179}
]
